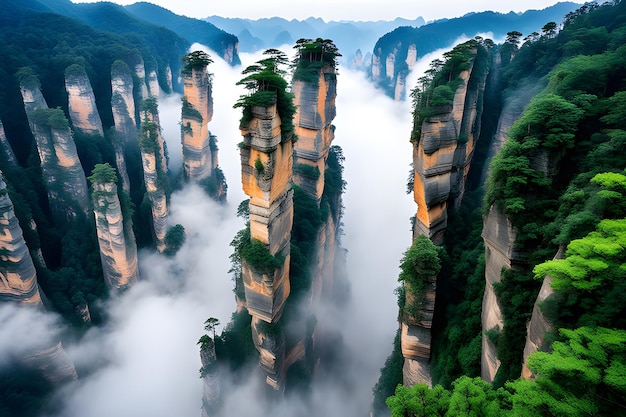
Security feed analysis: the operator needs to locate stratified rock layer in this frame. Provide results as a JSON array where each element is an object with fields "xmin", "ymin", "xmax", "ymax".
[
  {"xmin": 292, "ymin": 66, "xmax": 337, "ymax": 202},
  {"xmin": 413, "ymin": 50, "xmax": 487, "ymax": 244},
  {"xmin": 0, "ymin": 175, "xmax": 42, "ymax": 305},
  {"xmin": 20, "ymin": 80, "xmax": 90, "ymax": 224},
  {"xmin": 200, "ymin": 340, "xmax": 220, "ymax": 417},
  {"xmin": 0, "ymin": 174, "xmax": 77, "ymax": 383},
  {"xmin": 139, "ymin": 100, "xmax": 169, "ymax": 252},
  {"xmin": 182, "ymin": 65, "xmax": 214, "ymax": 181},
  {"xmin": 91, "ymin": 178, "xmax": 139, "ymax": 291},
  {"xmin": 480, "ymin": 205, "xmax": 525, "ymax": 382},
  {"xmin": 65, "ymin": 66, "xmax": 104, "ymax": 136},
  {"xmin": 111, "ymin": 61, "xmax": 136, "ymax": 192},
  {"xmin": 240, "ymin": 103, "xmax": 293, "ymax": 390}
]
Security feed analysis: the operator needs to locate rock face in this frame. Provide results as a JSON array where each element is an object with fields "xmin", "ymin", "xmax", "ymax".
[
  {"xmin": 480, "ymin": 205, "xmax": 525, "ymax": 382},
  {"xmin": 111, "ymin": 60, "xmax": 137, "ymax": 192},
  {"xmin": 292, "ymin": 66, "xmax": 337, "ymax": 202},
  {"xmin": 65, "ymin": 65, "xmax": 104, "ymax": 136},
  {"xmin": 20, "ymin": 80, "xmax": 90, "ymax": 224},
  {"xmin": 371, "ymin": 42, "xmax": 417, "ymax": 100},
  {"xmin": 138, "ymin": 98, "xmax": 169, "ymax": 252},
  {"xmin": 182, "ymin": 63, "xmax": 215, "ymax": 181},
  {"xmin": 521, "ymin": 248, "xmax": 562, "ymax": 379},
  {"xmin": 90, "ymin": 166, "xmax": 139, "ymax": 291},
  {"xmin": 240, "ymin": 103, "xmax": 293, "ymax": 389},
  {"xmin": 412, "ymin": 51, "xmax": 487, "ymax": 244},
  {"xmin": 0, "ymin": 175, "xmax": 42, "ymax": 305},
  {"xmin": 200, "ymin": 339, "xmax": 220, "ymax": 417},
  {"xmin": 0, "ymin": 174, "xmax": 77, "ymax": 383},
  {"xmin": 0, "ymin": 120, "xmax": 18, "ymax": 169},
  {"xmin": 401, "ymin": 277, "xmax": 436, "ymax": 387}
]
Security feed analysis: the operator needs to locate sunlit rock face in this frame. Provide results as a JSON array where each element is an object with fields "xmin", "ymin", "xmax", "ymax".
[
  {"xmin": 139, "ymin": 100, "xmax": 169, "ymax": 252},
  {"xmin": 0, "ymin": 175, "xmax": 42, "ymax": 305},
  {"xmin": 134, "ymin": 57, "xmax": 149, "ymax": 102},
  {"xmin": 182, "ymin": 64, "xmax": 214, "ymax": 181},
  {"xmin": 91, "ymin": 178, "xmax": 139, "ymax": 291},
  {"xmin": 65, "ymin": 65, "xmax": 104, "ymax": 136},
  {"xmin": 200, "ymin": 339, "xmax": 220, "ymax": 417},
  {"xmin": 111, "ymin": 60, "xmax": 137, "ymax": 192},
  {"xmin": 292, "ymin": 66, "xmax": 337, "ymax": 202},
  {"xmin": 522, "ymin": 275, "xmax": 556, "ymax": 379},
  {"xmin": 0, "ymin": 175, "xmax": 77, "ymax": 383},
  {"xmin": 222, "ymin": 43, "xmax": 239, "ymax": 66},
  {"xmin": 20, "ymin": 81, "xmax": 89, "ymax": 224},
  {"xmin": 406, "ymin": 44, "xmax": 417, "ymax": 70},
  {"xmin": 239, "ymin": 102, "xmax": 293, "ymax": 390},
  {"xmin": 400, "ymin": 275, "xmax": 436, "ymax": 387},
  {"xmin": 413, "ymin": 53, "xmax": 487, "ymax": 244},
  {"xmin": 480, "ymin": 205, "xmax": 525, "ymax": 382}
]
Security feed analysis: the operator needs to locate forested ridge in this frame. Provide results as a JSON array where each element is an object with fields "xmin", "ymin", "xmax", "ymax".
[{"xmin": 377, "ymin": 1, "xmax": 626, "ymax": 415}]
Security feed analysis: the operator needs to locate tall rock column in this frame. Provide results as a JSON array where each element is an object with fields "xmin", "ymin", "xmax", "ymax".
[
  {"xmin": 0, "ymin": 173, "xmax": 78, "ymax": 383},
  {"xmin": 110, "ymin": 60, "xmax": 137, "ymax": 192},
  {"xmin": 19, "ymin": 73, "xmax": 89, "ymax": 223},
  {"xmin": 181, "ymin": 51, "xmax": 215, "ymax": 181},
  {"xmin": 88, "ymin": 163, "xmax": 139, "ymax": 291},
  {"xmin": 412, "ymin": 42, "xmax": 490, "ymax": 244},
  {"xmin": 65, "ymin": 64, "xmax": 104, "ymax": 136},
  {"xmin": 139, "ymin": 98, "xmax": 169, "ymax": 252}
]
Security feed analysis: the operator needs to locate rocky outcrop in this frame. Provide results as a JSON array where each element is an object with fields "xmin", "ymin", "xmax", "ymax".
[
  {"xmin": 521, "ymin": 247, "xmax": 562, "ymax": 379},
  {"xmin": 240, "ymin": 102, "xmax": 293, "ymax": 390},
  {"xmin": 134, "ymin": 57, "xmax": 149, "ymax": 102},
  {"xmin": 89, "ymin": 164, "xmax": 139, "ymax": 291},
  {"xmin": 292, "ymin": 66, "xmax": 337, "ymax": 202},
  {"xmin": 480, "ymin": 205, "xmax": 525, "ymax": 382},
  {"xmin": 0, "ymin": 174, "xmax": 42, "ymax": 305},
  {"xmin": 146, "ymin": 68, "xmax": 160, "ymax": 98},
  {"xmin": 139, "ymin": 98, "xmax": 169, "ymax": 252},
  {"xmin": 182, "ymin": 59, "xmax": 215, "ymax": 181},
  {"xmin": 65, "ymin": 64, "xmax": 104, "ymax": 136},
  {"xmin": 401, "ymin": 276, "xmax": 436, "ymax": 387},
  {"xmin": 200, "ymin": 339, "xmax": 220, "ymax": 417},
  {"xmin": 111, "ymin": 60, "xmax": 137, "ymax": 192},
  {"xmin": 0, "ymin": 120, "xmax": 18, "ymax": 169},
  {"xmin": 20, "ymin": 77, "xmax": 90, "ymax": 224},
  {"xmin": 412, "ymin": 49, "xmax": 488, "ymax": 244},
  {"xmin": 0, "ymin": 174, "xmax": 77, "ymax": 383}
]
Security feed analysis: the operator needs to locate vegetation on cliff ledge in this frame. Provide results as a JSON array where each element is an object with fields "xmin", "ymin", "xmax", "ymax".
[
  {"xmin": 234, "ymin": 48, "xmax": 297, "ymax": 141},
  {"xmin": 291, "ymin": 38, "xmax": 341, "ymax": 85}
]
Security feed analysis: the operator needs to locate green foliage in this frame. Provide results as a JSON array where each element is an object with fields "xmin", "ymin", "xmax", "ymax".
[
  {"xmin": 240, "ymin": 237, "xmax": 283, "ymax": 274},
  {"xmin": 163, "ymin": 224, "xmax": 186, "ymax": 257},
  {"xmin": 181, "ymin": 50, "xmax": 212, "ymax": 75},
  {"xmin": 214, "ymin": 310, "xmax": 256, "ymax": 373},
  {"xmin": 294, "ymin": 163, "xmax": 320, "ymax": 180},
  {"xmin": 87, "ymin": 163, "xmax": 117, "ymax": 185},
  {"xmin": 291, "ymin": 38, "xmax": 340, "ymax": 84},
  {"xmin": 371, "ymin": 330, "xmax": 405, "ymax": 415},
  {"xmin": 398, "ymin": 235, "xmax": 441, "ymax": 299},
  {"xmin": 0, "ymin": 364, "xmax": 54, "ymax": 417},
  {"xmin": 181, "ymin": 97, "xmax": 203, "ymax": 123},
  {"xmin": 234, "ymin": 48, "xmax": 296, "ymax": 140},
  {"xmin": 254, "ymin": 156, "xmax": 264, "ymax": 174},
  {"xmin": 29, "ymin": 108, "xmax": 70, "ymax": 130}
]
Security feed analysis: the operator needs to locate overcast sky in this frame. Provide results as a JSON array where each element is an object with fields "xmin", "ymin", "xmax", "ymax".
[{"xmin": 72, "ymin": 0, "xmax": 586, "ymax": 21}]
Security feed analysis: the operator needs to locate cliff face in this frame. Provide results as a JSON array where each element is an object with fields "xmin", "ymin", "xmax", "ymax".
[
  {"xmin": 401, "ymin": 278, "xmax": 436, "ymax": 387},
  {"xmin": 480, "ymin": 205, "xmax": 524, "ymax": 381},
  {"xmin": 65, "ymin": 66, "xmax": 104, "ymax": 136},
  {"xmin": 412, "ymin": 55, "xmax": 487, "ymax": 244},
  {"xmin": 200, "ymin": 339, "xmax": 220, "ymax": 417},
  {"xmin": 139, "ymin": 100, "xmax": 169, "ymax": 252},
  {"xmin": 90, "ymin": 174, "xmax": 139, "ymax": 291},
  {"xmin": 292, "ymin": 67, "xmax": 337, "ymax": 202},
  {"xmin": 182, "ymin": 64, "xmax": 215, "ymax": 181},
  {"xmin": 0, "ymin": 175, "xmax": 42, "ymax": 305},
  {"xmin": 240, "ymin": 103, "xmax": 293, "ymax": 389},
  {"xmin": 111, "ymin": 61, "xmax": 136, "ymax": 192},
  {"xmin": 0, "ymin": 121, "xmax": 18, "ymax": 169},
  {"xmin": 240, "ymin": 104, "xmax": 293, "ymax": 322},
  {"xmin": 0, "ymin": 174, "xmax": 78, "ymax": 383},
  {"xmin": 371, "ymin": 42, "xmax": 416, "ymax": 100},
  {"xmin": 20, "ymin": 82, "xmax": 90, "ymax": 223}
]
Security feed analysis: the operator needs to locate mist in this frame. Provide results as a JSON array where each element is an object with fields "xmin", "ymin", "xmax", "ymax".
[{"xmin": 37, "ymin": 42, "xmax": 455, "ymax": 416}]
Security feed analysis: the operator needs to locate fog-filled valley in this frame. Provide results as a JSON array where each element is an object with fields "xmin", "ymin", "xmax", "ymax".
[{"xmin": 2, "ymin": 1, "xmax": 626, "ymax": 416}]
